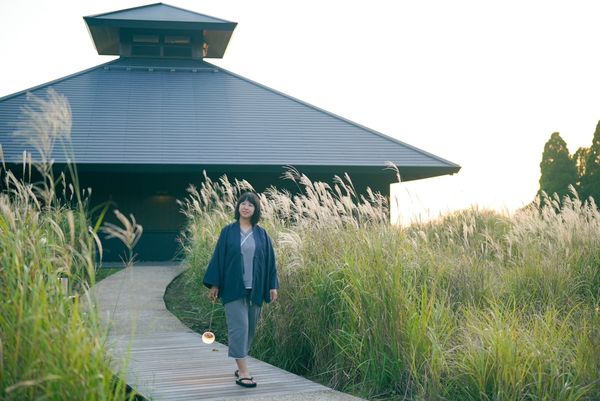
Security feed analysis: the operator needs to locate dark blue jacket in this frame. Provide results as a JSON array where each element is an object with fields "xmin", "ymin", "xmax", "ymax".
[{"xmin": 203, "ymin": 221, "xmax": 279, "ymax": 306}]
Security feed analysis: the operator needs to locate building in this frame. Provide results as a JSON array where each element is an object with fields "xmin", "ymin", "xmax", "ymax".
[{"xmin": 0, "ymin": 3, "xmax": 460, "ymax": 261}]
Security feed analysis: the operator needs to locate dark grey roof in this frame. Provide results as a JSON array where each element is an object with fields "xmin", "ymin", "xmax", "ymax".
[
  {"xmin": 84, "ymin": 3, "xmax": 237, "ymax": 58},
  {"xmin": 88, "ymin": 3, "xmax": 231, "ymax": 23},
  {"xmin": 0, "ymin": 57, "xmax": 460, "ymax": 179}
]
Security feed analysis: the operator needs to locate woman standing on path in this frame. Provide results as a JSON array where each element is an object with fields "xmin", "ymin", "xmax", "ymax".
[{"xmin": 203, "ymin": 192, "xmax": 279, "ymax": 388}]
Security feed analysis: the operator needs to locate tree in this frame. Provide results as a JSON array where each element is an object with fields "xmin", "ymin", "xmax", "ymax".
[
  {"xmin": 538, "ymin": 132, "xmax": 577, "ymax": 200},
  {"xmin": 580, "ymin": 120, "xmax": 600, "ymax": 203},
  {"xmin": 573, "ymin": 146, "xmax": 590, "ymax": 191}
]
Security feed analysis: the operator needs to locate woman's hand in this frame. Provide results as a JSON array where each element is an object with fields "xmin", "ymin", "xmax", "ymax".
[
  {"xmin": 209, "ymin": 286, "xmax": 219, "ymax": 302},
  {"xmin": 270, "ymin": 289, "xmax": 278, "ymax": 302}
]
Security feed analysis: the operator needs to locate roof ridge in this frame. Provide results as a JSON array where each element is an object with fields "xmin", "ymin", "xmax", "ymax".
[
  {"xmin": 86, "ymin": 3, "xmax": 163, "ymax": 19},
  {"xmin": 0, "ymin": 59, "xmax": 119, "ymax": 102},
  {"xmin": 86, "ymin": 2, "xmax": 233, "ymax": 24},
  {"xmin": 156, "ymin": 3, "xmax": 233, "ymax": 24},
  {"xmin": 206, "ymin": 62, "xmax": 460, "ymax": 169}
]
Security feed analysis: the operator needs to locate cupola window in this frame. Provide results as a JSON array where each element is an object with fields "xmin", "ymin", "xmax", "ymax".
[
  {"xmin": 130, "ymin": 33, "xmax": 192, "ymax": 58},
  {"xmin": 164, "ymin": 35, "xmax": 192, "ymax": 58},
  {"xmin": 132, "ymin": 34, "xmax": 160, "ymax": 57}
]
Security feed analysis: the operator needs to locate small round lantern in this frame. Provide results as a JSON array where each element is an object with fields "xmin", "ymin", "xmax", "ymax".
[{"xmin": 202, "ymin": 331, "xmax": 215, "ymax": 344}]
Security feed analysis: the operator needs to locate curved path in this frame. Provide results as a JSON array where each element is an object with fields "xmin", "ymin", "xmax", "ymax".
[{"xmin": 91, "ymin": 262, "xmax": 364, "ymax": 401}]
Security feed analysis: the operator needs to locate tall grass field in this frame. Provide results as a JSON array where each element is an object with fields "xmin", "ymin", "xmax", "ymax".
[
  {"xmin": 170, "ymin": 172, "xmax": 600, "ymax": 401},
  {"xmin": 0, "ymin": 90, "xmax": 137, "ymax": 401}
]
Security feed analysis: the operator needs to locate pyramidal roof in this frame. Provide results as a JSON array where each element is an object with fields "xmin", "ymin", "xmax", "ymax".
[
  {"xmin": 0, "ymin": 3, "xmax": 460, "ymax": 185},
  {"xmin": 84, "ymin": 3, "xmax": 237, "ymax": 58},
  {"xmin": 0, "ymin": 57, "xmax": 460, "ymax": 182},
  {"xmin": 87, "ymin": 3, "xmax": 233, "ymax": 24}
]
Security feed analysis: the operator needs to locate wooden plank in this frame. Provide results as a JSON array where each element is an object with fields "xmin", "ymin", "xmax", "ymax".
[{"xmin": 91, "ymin": 263, "xmax": 354, "ymax": 401}]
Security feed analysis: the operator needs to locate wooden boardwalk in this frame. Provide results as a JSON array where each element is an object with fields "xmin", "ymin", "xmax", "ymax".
[{"xmin": 91, "ymin": 262, "xmax": 363, "ymax": 401}]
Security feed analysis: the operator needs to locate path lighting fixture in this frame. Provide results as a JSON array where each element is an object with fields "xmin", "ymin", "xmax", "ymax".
[
  {"xmin": 202, "ymin": 300, "xmax": 217, "ymax": 344},
  {"xmin": 202, "ymin": 331, "xmax": 215, "ymax": 344}
]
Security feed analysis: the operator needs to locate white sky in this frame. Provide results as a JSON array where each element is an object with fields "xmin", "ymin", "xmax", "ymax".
[{"xmin": 2, "ymin": 0, "xmax": 600, "ymax": 224}]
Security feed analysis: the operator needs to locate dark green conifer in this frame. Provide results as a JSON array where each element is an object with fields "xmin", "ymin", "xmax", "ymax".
[
  {"xmin": 579, "ymin": 121, "xmax": 600, "ymax": 203},
  {"xmin": 538, "ymin": 132, "xmax": 577, "ymax": 200},
  {"xmin": 573, "ymin": 146, "xmax": 590, "ymax": 192}
]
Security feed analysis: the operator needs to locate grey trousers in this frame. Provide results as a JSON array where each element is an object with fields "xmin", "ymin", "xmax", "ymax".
[{"xmin": 224, "ymin": 292, "xmax": 262, "ymax": 359}]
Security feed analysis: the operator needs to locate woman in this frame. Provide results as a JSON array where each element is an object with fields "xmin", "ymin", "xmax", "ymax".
[{"xmin": 203, "ymin": 192, "xmax": 279, "ymax": 388}]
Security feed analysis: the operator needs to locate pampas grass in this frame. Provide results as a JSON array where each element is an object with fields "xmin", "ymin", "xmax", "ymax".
[
  {"xmin": 1, "ymin": 89, "xmax": 135, "ymax": 400},
  {"xmin": 170, "ymin": 170, "xmax": 600, "ymax": 401},
  {"xmin": 101, "ymin": 209, "xmax": 143, "ymax": 266}
]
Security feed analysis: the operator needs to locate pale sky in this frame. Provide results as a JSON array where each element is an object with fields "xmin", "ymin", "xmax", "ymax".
[{"xmin": 2, "ymin": 0, "xmax": 600, "ymax": 224}]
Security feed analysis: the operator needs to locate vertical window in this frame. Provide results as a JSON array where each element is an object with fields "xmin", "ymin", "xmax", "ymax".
[
  {"xmin": 132, "ymin": 34, "xmax": 160, "ymax": 57},
  {"xmin": 164, "ymin": 35, "xmax": 192, "ymax": 58}
]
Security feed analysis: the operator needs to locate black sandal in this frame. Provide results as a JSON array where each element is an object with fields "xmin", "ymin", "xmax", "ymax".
[
  {"xmin": 234, "ymin": 369, "xmax": 239, "ymax": 378},
  {"xmin": 236, "ymin": 377, "xmax": 257, "ymax": 388}
]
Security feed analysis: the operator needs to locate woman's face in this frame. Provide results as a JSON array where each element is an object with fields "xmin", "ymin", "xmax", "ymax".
[{"xmin": 238, "ymin": 200, "xmax": 255, "ymax": 220}]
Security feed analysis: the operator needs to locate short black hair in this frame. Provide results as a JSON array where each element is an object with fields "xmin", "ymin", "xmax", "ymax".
[{"xmin": 234, "ymin": 192, "xmax": 262, "ymax": 225}]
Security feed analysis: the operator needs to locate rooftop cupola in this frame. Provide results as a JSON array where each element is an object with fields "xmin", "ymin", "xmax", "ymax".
[{"xmin": 84, "ymin": 3, "xmax": 237, "ymax": 59}]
